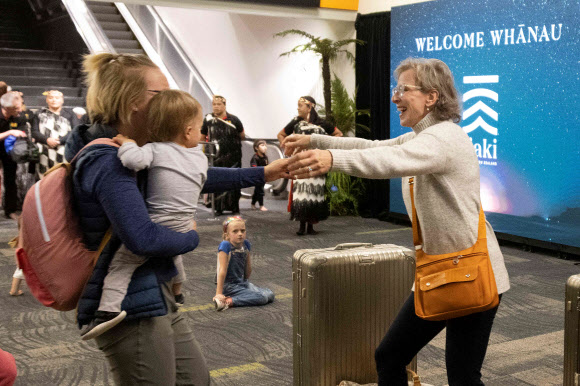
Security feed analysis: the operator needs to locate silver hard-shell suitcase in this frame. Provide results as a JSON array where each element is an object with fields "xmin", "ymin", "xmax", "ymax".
[
  {"xmin": 564, "ymin": 274, "xmax": 580, "ymax": 385},
  {"xmin": 293, "ymin": 243, "xmax": 416, "ymax": 385}
]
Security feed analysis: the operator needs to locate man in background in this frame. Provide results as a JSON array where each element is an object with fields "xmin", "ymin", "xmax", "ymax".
[{"xmin": 201, "ymin": 95, "xmax": 245, "ymax": 215}]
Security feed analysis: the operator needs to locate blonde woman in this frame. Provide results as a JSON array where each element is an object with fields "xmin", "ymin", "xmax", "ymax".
[{"xmin": 66, "ymin": 53, "xmax": 288, "ymax": 385}]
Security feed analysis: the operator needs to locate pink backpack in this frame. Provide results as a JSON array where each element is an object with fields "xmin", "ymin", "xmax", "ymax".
[{"xmin": 16, "ymin": 138, "xmax": 117, "ymax": 311}]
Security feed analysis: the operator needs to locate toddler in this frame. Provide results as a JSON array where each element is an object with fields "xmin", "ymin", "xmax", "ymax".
[
  {"xmin": 81, "ymin": 90, "xmax": 207, "ymax": 340},
  {"xmin": 250, "ymin": 139, "xmax": 269, "ymax": 211},
  {"xmin": 213, "ymin": 216, "xmax": 275, "ymax": 311}
]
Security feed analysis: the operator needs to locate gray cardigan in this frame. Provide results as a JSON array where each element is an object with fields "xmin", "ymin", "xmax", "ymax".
[{"xmin": 311, "ymin": 113, "xmax": 510, "ymax": 294}]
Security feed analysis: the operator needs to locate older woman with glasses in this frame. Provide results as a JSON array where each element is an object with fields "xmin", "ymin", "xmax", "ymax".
[{"xmin": 282, "ymin": 58, "xmax": 510, "ymax": 385}]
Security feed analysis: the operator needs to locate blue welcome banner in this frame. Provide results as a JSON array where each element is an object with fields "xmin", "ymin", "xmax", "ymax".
[{"xmin": 390, "ymin": 0, "xmax": 580, "ymax": 248}]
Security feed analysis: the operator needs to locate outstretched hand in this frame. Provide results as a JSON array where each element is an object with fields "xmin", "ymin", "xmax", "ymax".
[
  {"xmin": 287, "ymin": 150, "xmax": 333, "ymax": 179},
  {"xmin": 264, "ymin": 158, "xmax": 291, "ymax": 182},
  {"xmin": 281, "ymin": 134, "xmax": 311, "ymax": 156}
]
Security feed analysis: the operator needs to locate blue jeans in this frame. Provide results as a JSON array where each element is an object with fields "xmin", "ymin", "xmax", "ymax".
[
  {"xmin": 223, "ymin": 281, "xmax": 275, "ymax": 307},
  {"xmin": 375, "ymin": 293, "xmax": 501, "ymax": 385}
]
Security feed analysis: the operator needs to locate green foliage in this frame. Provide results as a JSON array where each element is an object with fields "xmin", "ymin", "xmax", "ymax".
[
  {"xmin": 325, "ymin": 171, "xmax": 366, "ymax": 216},
  {"xmin": 274, "ymin": 29, "xmax": 361, "ymax": 64},
  {"xmin": 322, "ymin": 76, "xmax": 370, "ymax": 216},
  {"xmin": 330, "ymin": 75, "xmax": 370, "ymax": 136},
  {"xmin": 274, "ymin": 30, "xmax": 369, "ymax": 216},
  {"xmin": 274, "ymin": 29, "xmax": 365, "ymax": 123}
]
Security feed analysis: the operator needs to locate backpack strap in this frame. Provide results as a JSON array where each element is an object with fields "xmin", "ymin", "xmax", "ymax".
[
  {"xmin": 93, "ymin": 228, "xmax": 113, "ymax": 267},
  {"xmin": 75, "ymin": 227, "xmax": 113, "ymax": 315},
  {"xmin": 71, "ymin": 138, "xmax": 120, "ymax": 164}
]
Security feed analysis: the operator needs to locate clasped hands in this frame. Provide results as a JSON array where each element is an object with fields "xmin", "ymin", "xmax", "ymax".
[
  {"xmin": 264, "ymin": 134, "xmax": 331, "ymax": 181},
  {"xmin": 278, "ymin": 134, "xmax": 332, "ymax": 180}
]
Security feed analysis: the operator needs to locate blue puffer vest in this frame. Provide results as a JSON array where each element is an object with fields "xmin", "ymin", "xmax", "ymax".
[{"xmin": 68, "ymin": 124, "xmax": 175, "ymax": 327}]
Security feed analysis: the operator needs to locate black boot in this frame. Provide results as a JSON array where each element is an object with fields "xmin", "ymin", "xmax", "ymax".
[
  {"xmin": 296, "ymin": 221, "xmax": 306, "ymax": 236},
  {"xmin": 307, "ymin": 223, "xmax": 318, "ymax": 235}
]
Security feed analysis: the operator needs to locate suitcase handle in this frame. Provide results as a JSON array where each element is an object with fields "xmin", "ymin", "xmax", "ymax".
[{"xmin": 334, "ymin": 243, "xmax": 373, "ymax": 250}]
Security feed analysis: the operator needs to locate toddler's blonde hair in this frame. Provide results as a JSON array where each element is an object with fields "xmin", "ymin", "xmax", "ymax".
[{"xmin": 147, "ymin": 90, "xmax": 201, "ymax": 142}]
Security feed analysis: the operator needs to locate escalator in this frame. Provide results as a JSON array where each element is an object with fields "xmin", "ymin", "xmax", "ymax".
[{"xmin": 85, "ymin": 2, "xmax": 144, "ymax": 55}]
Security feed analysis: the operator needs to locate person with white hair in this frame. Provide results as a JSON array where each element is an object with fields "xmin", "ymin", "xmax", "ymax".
[{"xmin": 0, "ymin": 91, "xmax": 31, "ymax": 220}]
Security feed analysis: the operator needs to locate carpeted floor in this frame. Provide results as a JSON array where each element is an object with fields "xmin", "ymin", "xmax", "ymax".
[{"xmin": 1, "ymin": 194, "xmax": 578, "ymax": 385}]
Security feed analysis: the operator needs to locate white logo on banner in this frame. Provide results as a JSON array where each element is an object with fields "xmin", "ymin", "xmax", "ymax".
[{"xmin": 462, "ymin": 75, "xmax": 498, "ymax": 166}]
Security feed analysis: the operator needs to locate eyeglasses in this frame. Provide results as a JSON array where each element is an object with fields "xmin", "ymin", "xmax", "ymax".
[{"xmin": 392, "ymin": 84, "xmax": 422, "ymax": 98}]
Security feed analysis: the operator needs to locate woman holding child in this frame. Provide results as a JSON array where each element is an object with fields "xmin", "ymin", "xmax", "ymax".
[
  {"xmin": 283, "ymin": 58, "xmax": 510, "ymax": 385},
  {"xmin": 65, "ymin": 53, "xmax": 288, "ymax": 385}
]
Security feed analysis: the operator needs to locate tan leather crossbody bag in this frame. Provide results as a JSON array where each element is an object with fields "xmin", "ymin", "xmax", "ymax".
[{"xmin": 409, "ymin": 177, "xmax": 499, "ymax": 321}]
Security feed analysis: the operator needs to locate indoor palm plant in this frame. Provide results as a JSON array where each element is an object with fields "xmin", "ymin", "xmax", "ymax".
[
  {"xmin": 274, "ymin": 29, "xmax": 364, "ymax": 124},
  {"xmin": 325, "ymin": 76, "xmax": 369, "ymax": 216}
]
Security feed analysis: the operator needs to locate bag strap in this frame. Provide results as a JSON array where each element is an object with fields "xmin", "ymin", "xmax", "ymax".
[
  {"xmin": 408, "ymin": 177, "xmax": 486, "ymax": 250},
  {"xmin": 93, "ymin": 228, "xmax": 113, "ymax": 267},
  {"xmin": 75, "ymin": 227, "xmax": 113, "ymax": 314},
  {"xmin": 408, "ymin": 177, "xmax": 422, "ymax": 248},
  {"xmin": 406, "ymin": 369, "xmax": 422, "ymax": 386},
  {"xmin": 71, "ymin": 138, "xmax": 120, "ymax": 164}
]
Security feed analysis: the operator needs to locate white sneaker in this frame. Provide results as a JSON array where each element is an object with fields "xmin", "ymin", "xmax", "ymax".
[
  {"xmin": 213, "ymin": 298, "xmax": 229, "ymax": 311},
  {"xmin": 81, "ymin": 310, "xmax": 127, "ymax": 340}
]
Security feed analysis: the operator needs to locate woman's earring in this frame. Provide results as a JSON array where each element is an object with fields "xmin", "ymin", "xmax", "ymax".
[{"xmin": 426, "ymin": 106, "xmax": 430, "ymax": 111}]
